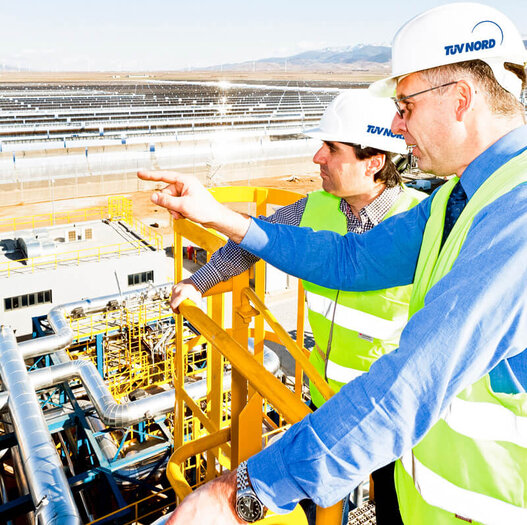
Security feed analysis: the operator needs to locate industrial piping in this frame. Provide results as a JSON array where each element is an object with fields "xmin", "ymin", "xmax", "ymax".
[
  {"xmin": 0, "ymin": 283, "xmax": 281, "ymax": 522},
  {"xmin": 25, "ymin": 347, "xmax": 279, "ymax": 427},
  {"xmin": 19, "ymin": 284, "xmax": 175, "ymax": 359},
  {"xmin": 0, "ymin": 326, "xmax": 82, "ymax": 525}
]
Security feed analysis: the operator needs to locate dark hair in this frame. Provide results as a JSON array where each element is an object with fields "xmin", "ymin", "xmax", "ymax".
[
  {"xmin": 419, "ymin": 59, "xmax": 526, "ymax": 120},
  {"xmin": 343, "ymin": 143, "xmax": 402, "ymax": 188}
]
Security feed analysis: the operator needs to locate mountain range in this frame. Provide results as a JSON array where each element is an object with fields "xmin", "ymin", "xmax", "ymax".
[
  {"xmin": 205, "ymin": 44, "xmax": 392, "ymax": 72},
  {"xmin": 206, "ymin": 40, "xmax": 527, "ymax": 73}
]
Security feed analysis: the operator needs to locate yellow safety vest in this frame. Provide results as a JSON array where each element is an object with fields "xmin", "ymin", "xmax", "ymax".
[
  {"xmin": 300, "ymin": 187, "xmax": 426, "ymax": 407},
  {"xmin": 396, "ymin": 150, "xmax": 527, "ymax": 525}
]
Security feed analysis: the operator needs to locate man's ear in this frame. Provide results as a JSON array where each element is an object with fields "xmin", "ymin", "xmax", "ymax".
[
  {"xmin": 454, "ymin": 80, "xmax": 475, "ymax": 122},
  {"xmin": 366, "ymin": 154, "xmax": 386, "ymax": 178}
]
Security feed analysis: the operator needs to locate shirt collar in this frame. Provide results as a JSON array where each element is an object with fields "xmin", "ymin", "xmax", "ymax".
[
  {"xmin": 459, "ymin": 124, "xmax": 527, "ymax": 200},
  {"xmin": 340, "ymin": 185, "xmax": 402, "ymax": 227}
]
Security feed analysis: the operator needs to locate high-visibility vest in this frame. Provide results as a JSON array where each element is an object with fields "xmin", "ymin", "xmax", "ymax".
[
  {"xmin": 396, "ymin": 150, "xmax": 527, "ymax": 525},
  {"xmin": 300, "ymin": 187, "xmax": 426, "ymax": 408}
]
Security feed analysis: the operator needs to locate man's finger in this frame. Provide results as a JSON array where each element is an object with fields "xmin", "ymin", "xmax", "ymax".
[
  {"xmin": 137, "ymin": 169, "xmax": 187, "ymax": 185},
  {"xmin": 151, "ymin": 191, "xmax": 184, "ymax": 212}
]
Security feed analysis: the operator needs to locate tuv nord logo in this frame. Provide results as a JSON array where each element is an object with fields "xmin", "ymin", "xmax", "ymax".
[
  {"xmin": 366, "ymin": 125, "xmax": 404, "ymax": 140},
  {"xmin": 444, "ymin": 20, "xmax": 504, "ymax": 56}
]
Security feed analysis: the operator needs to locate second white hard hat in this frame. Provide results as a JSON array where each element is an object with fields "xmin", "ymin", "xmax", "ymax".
[
  {"xmin": 305, "ymin": 89, "xmax": 407, "ymax": 154},
  {"xmin": 370, "ymin": 2, "xmax": 527, "ymax": 98}
]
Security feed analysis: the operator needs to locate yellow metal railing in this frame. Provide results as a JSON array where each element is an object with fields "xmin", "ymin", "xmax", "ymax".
[
  {"xmin": 167, "ymin": 187, "xmax": 343, "ymax": 525},
  {"xmin": 0, "ymin": 196, "xmax": 162, "ymax": 265},
  {"xmin": 108, "ymin": 195, "xmax": 163, "ymax": 250},
  {"xmin": 242, "ymin": 286, "xmax": 335, "ymax": 403},
  {"xmin": 123, "ymin": 214, "xmax": 164, "ymax": 250},
  {"xmin": 0, "ymin": 206, "xmax": 107, "ymax": 233},
  {"xmin": 0, "ymin": 242, "xmax": 150, "ymax": 277}
]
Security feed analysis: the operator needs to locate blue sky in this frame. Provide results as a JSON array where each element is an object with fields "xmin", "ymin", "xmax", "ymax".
[{"xmin": 1, "ymin": 0, "xmax": 525, "ymax": 71}]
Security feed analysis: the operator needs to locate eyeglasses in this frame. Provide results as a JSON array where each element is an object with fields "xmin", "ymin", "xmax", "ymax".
[{"xmin": 392, "ymin": 81, "xmax": 458, "ymax": 117}]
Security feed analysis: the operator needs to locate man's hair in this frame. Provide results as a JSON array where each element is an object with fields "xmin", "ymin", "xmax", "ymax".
[
  {"xmin": 344, "ymin": 144, "xmax": 402, "ymax": 187},
  {"xmin": 419, "ymin": 59, "xmax": 526, "ymax": 120}
]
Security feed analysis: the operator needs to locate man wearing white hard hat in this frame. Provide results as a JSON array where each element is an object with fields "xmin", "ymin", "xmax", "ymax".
[
  {"xmin": 140, "ymin": 3, "xmax": 527, "ymax": 524},
  {"xmin": 168, "ymin": 89, "xmax": 425, "ymax": 523}
]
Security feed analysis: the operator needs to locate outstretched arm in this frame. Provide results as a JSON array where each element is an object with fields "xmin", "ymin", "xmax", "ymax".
[
  {"xmin": 139, "ymin": 169, "xmax": 430, "ymax": 291},
  {"xmin": 138, "ymin": 170, "xmax": 251, "ymax": 243}
]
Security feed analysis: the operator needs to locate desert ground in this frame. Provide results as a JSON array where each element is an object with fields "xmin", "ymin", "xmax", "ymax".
[{"xmin": 0, "ymin": 163, "xmax": 323, "ymax": 241}]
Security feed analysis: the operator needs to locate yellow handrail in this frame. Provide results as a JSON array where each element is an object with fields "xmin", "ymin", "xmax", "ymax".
[
  {"xmin": 180, "ymin": 299, "xmax": 311, "ymax": 423},
  {"xmin": 167, "ymin": 428, "xmax": 231, "ymax": 500},
  {"xmin": 242, "ymin": 287, "xmax": 335, "ymax": 402},
  {"xmin": 168, "ymin": 186, "xmax": 343, "ymax": 525},
  {"xmin": 172, "ymin": 298, "xmax": 342, "ymax": 525},
  {"xmin": 0, "ymin": 242, "xmax": 151, "ymax": 277}
]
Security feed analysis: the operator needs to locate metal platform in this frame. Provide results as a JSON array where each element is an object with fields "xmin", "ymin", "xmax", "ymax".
[{"xmin": 348, "ymin": 501, "xmax": 376, "ymax": 525}]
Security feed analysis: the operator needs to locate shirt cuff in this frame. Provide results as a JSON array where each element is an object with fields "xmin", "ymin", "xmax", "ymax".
[
  {"xmin": 247, "ymin": 442, "xmax": 302, "ymax": 514},
  {"xmin": 190, "ymin": 264, "xmax": 223, "ymax": 294},
  {"xmin": 239, "ymin": 217, "xmax": 273, "ymax": 256}
]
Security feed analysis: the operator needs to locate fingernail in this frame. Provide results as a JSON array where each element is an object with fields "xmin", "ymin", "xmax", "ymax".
[{"xmin": 151, "ymin": 193, "xmax": 159, "ymax": 204}]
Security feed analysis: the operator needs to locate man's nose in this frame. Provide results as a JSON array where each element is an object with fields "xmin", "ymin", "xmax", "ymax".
[
  {"xmin": 313, "ymin": 145, "xmax": 326, "ymax": 164},
  {"xmin": 391, "ymin": 112, "xmax": 406, "ymax": 135}
]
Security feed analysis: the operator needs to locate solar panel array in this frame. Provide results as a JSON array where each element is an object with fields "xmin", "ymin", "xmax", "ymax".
[{"xmin": 0, "ymin": 80, "xmax": 357, "ymax": 148}]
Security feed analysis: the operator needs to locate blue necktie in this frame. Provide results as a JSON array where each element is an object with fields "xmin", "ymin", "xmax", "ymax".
[{"xmin": 441, "ymin": 181, "xmax": 467, "ymax": 249}]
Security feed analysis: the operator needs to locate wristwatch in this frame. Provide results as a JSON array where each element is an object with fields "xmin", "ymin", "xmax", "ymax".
[{"xmin": 235, "ymin": 460, "xmax": 265, "ymax": 522}]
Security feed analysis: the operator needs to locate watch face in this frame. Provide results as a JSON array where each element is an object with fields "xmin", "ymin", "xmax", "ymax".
[{"xmin": 236, "ymin": 494, "xmax": 264, "ymax": 522}]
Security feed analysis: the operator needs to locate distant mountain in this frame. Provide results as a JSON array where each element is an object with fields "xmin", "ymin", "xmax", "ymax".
[
  {"xmin": 203, "ymin": 44, "xmax": 392, "ymax": 72},
  {"xmin": 201, "ymin": 40, "xmax": 527, "ymax": 73}
]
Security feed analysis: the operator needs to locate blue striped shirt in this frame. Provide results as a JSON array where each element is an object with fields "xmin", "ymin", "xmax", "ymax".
[{"xmin": 241, "ymin": 124, "xmax": 527, "ymax": 512}]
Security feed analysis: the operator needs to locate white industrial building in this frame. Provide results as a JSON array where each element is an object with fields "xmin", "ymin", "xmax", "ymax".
[{"xmin": 0, "ymin": 200, "xmax": 173, "ymax": 338}]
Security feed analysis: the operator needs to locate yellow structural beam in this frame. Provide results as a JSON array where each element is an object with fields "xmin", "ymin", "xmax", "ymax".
[
  {"xmin": 178, "ymin": 299, "xmax": 311, "ymax": 424},
  {"xmin": 242, "ymin": 287, "xmax": 335, "ymax": 403},
  {"xmin": 170, "ymin": 187, "xmax": 343, "ymax": 524}
]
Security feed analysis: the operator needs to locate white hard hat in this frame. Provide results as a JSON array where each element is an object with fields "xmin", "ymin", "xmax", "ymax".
[
  {"xmin": 305, "ymin": 89, "xmax": 407, "ymax": 154},
  {"xmin": 370, "ymin": 2, "xmax": 527, "ymax": 98}
]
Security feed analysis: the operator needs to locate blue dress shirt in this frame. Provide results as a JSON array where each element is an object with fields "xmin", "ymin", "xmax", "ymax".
[{"xmin": 240, "ymin": 125, "xmax": 527, "ymax": 513}]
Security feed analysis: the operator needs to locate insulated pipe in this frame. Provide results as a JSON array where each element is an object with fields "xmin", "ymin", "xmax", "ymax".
[
  {"xmin": 26, "ymin": 345, "xmax": 279, "ymax": 427},
  {"xmin": 0, "ymin": 326, "xmax": 81, "ymax": 525},
  {"xmin": 19, "ymin": 284, "xmax": 173, "ymax": 359},
  {"xmin": 11, "ymin": 446, "xmax": 33, "ymax": 525}
]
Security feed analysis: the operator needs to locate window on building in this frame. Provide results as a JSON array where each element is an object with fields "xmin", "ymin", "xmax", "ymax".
[
  {"xmin": 4, "ymin": 290, "xmax": 53, "ymax": 311},
  {"xmin": 127, "ymin": 270, "xmax": 154, "ymax": 287}
]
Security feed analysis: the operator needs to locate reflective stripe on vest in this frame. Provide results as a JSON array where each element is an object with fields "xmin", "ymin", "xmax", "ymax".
[
  {"xmin": 300, "ymin": 187, "xmax": 426, "ymax": 407},
  {"xmin": 444, "ymin": 396, "xmax": 527, "ymax": 447},
  {"xmin": 305, "ymin": 291, "xmax": 407, "ymax": 341},
  {"xmin": 399, "ymin": 451, "xmax": 527, "ymax": 525},
  {"xmin": 325, "ymin": 360, "xmax": 364, "ymax": 384},
  {"xmin": 396, "ymin": 150, "xmax": 527, "ymax": 524}
]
